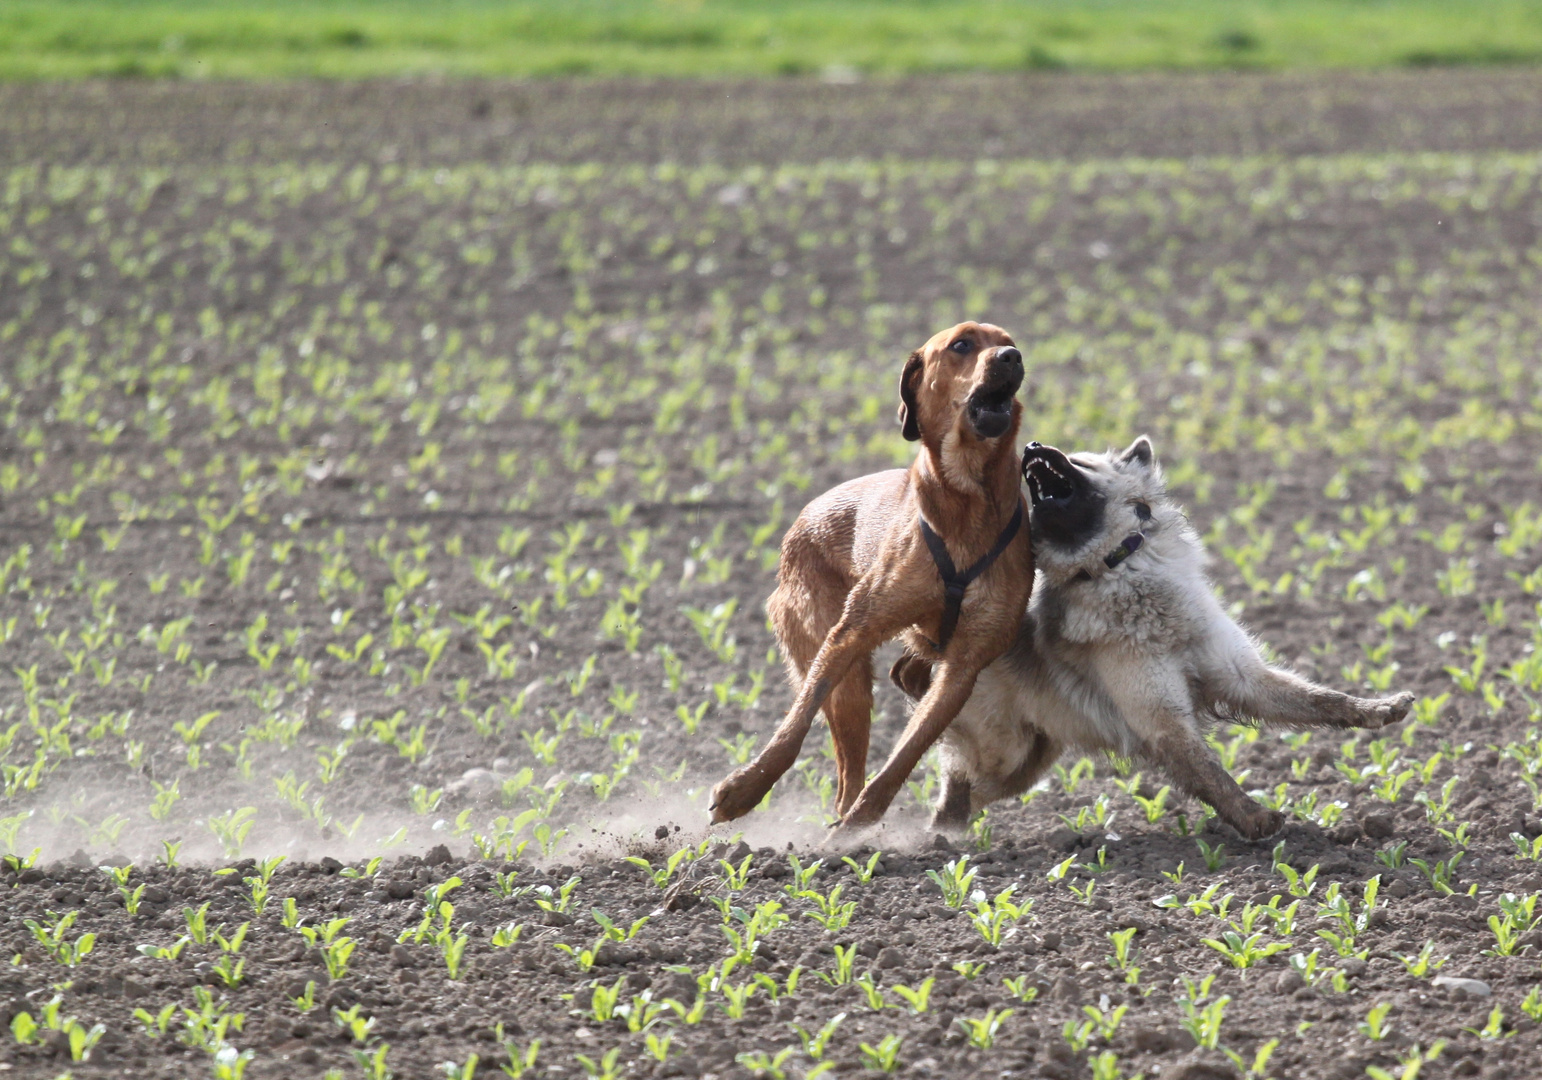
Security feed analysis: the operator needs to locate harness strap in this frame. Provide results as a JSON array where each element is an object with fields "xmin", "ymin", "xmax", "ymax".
[
  {"xmin": 918, "ymin": 498, "xmax": 1024, "ymax": 653},
  {"xmin": 1073, "ymin": 531, "xmax": 1145, "ymax": 582}
]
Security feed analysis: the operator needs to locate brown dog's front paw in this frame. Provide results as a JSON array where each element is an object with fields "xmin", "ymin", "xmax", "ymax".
[
  {"xmin": 709, "ymin": 765, "xmax": 769, "ymax": 824},
  {"xmin": 1240, "ymin": 808, "xmax": 1286, "ymax": 840},
  {"xmin": 1358, "ymin": 691, "xmax": 1415, "ymax": 729}
]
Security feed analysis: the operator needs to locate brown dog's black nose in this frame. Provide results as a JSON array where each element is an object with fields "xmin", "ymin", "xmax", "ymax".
[{"xmin": 995, "ymin": 346, "xmax": 1022, "ymax": 367}]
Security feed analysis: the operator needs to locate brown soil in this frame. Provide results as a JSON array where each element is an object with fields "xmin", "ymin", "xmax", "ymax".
[{"xmin": 0, "ymin": 72, "xmax": 1540, "ymax": 1080}]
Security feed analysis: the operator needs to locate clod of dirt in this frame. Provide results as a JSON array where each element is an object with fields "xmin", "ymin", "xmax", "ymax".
[
  {"xmin": 1048, "ymin": 975, "xmax": 1081, "ymax": 1001},
  {"xmin": 1165, "ymin": 1051, "xmax": 1241, "ymax": 1080},
  {"xmin": 1359, "ymin": 810, "xmax": 1396, "ymax": 838}
]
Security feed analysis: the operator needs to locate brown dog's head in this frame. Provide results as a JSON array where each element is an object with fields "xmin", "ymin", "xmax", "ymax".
[{"xmin": 897, "ymin": 322, "xmax": 1023, "ymax": 453}]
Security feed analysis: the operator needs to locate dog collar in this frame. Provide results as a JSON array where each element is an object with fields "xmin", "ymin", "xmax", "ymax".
[
  {"xmin": 1073, "ymin": 531, "xmax": 1144, "ymax": 583},
  {"xmin": 918, "ymin": 498, "xmax": 1024, "ymax": 653}
]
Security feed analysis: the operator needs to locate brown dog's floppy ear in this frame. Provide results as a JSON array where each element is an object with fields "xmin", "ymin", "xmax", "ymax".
[
  {"xmin": 897, "ymin": 350, "xmax": 924, "ymax": 442},
  {"xmin": 1119, "ymin": 436, "xmax": 1154, "ymax": 468}
]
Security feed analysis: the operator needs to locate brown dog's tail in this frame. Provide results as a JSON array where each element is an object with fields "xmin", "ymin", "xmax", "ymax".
[{"xmin": 889, "ymin": 649, "xmax": 935, "ymax": 701}]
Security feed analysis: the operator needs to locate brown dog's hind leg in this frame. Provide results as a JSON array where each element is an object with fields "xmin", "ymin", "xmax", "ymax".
[
  {"xmin": 839, "ymin": 659, "xmax": 982, "ymax": 829},
  {"xmin": 711, "ymin": 592, "xmax": 909, "ymax": 824},
  {"xmin": 825, "ymin": 657, "xmax": 874, "ymax": 818}
]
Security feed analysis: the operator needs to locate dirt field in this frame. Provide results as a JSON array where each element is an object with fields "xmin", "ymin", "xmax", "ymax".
[{"xmin": 2, "ymin": 72, "xmax": 1542, "ymax": 1080}]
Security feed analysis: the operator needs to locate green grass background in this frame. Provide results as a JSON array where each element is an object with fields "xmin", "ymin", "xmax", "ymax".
[{"xmin": 7, "ymin": 0, "xmax": 1542, "ymax": 80}]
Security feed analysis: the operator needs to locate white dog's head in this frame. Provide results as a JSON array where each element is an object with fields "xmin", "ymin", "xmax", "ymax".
[{"xmin": 1021, "ymin": 436, "xmax": 1180, "ymax": 585}]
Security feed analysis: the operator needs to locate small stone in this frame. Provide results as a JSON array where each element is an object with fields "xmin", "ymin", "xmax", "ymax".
[
  {"xmin": 1339, "ymin": 958, "xmax": 1368, "ymax": 977},
  {"xmin": 1432, "ymin": 975, "xmax": 1491, "ymax": 998},
  {"xmin": 318, "ymin": 856, "xmax": 344, "ymax": 874},
  {"xmin": 654, "ymin": 826, "xmax": 670, "ymax": 840},
  {"xmin": 423, "ymin": 844, "xmax": 453, "ymax": 866},
  {"xmin": 390, "ymin": 946, "xmax": 417, "ymax": 968},
  {"xmin": 876, "ymin": 947, "xmax": 905, "ymax": 969}
]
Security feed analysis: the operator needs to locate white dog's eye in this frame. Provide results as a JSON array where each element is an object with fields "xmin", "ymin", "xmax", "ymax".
[{"xmin": 1133, "ymin": 502, "xmax": 1152, "ymax": 521}]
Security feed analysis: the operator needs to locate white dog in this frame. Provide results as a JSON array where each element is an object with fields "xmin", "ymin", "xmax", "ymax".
[{"xmin": 889, "ymin": 437, "xmax": 1413, "ymax": 840}]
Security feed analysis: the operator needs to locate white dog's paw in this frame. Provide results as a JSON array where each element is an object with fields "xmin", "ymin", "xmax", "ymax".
[{"xmin": 1364, "ymin": 691, "xmax": 1415, "ymax": 728}]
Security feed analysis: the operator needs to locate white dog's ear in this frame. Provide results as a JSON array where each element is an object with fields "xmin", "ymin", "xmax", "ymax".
[{"xmin": 1119, "ymin": 436, "xmax": 1155, "ymax": 468}]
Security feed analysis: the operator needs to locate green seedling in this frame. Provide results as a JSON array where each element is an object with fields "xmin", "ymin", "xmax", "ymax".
[
  {"xmin": 1462, "ymin": 1004, "xmax": 1511, "ymax": 1041},
  {"xmin": 791, "ymin": 1013, "xmax": 845, "ymax": 1059},
  {"xmin": 717, "ymin": 852, "xmax": 754, "ymax": 890},
  {"xmin": 292, "ymin": 980, "xmax": 318, "ymax": 1013},
  {"xmin": 858, "ymin": 1034, "xmax": 903, "ymax": 1073},
  {"xmin": 800, "ymin": 882, "xmax": 858, "ymax": 932},
  {"xmin": 854, "ymin": 971, "xmax": 886, "ymax": 1010},
  {"xmin": 889, "ymin": 976, "xmax": 934, "ymax": 1014},
  {"xmin": 816, "ymin": 943, "xmax": 857, "ymax": 986},
  {"xmin": 334, "ymin": 1003, "xmax": 374, "ymax": 1043},
  {"xmin": 575, "ymin": 1047, "xmax": 623, "ymax": 1080},
  {"xmin": 927, "ymin": 855, "xmax": 977, "ymax": 907},
  {"xmin": 1365, "ymin": 1041, "xmax": 1446, "ymax": 1080},
  {"xmin": 133, "ymin": 1003, "xmax": 177, "ymax": 1037},
  {"xmin": 23, "ymin": 909, "xmax": 95, "ymax": 967},
  {"xmin": 500, "ymin": 1038, "xmax": 541, "ymax": 1078},
  {"xmin": 1195, "ymin": 837, "xmax": 1227, "ymax": 871},
  {"xmin": 735, "ymin": 1047, "xmax": 798, "ymax": 1079},
  {"xmin": 1395, "ymin": 941, "xmax": 1447, "ymax": 977},
  {"xmin": 626, "ymin": 845, "xmax": 694, "ymax": 889},
  {"xmin": 957, "ymin": 1008, "xmax": 1013, "ymax": 1049},
  {"xmin": 1203, "ymin": 930, "xmax": 1289, "ymax": 969},
  {"xmin": 842, "ymin": 850, "xmax": 883, "ymax": 882},
  {"xmin": 1359, "ymin": 1002, "xmax": 1394, "ymax": 1041}
]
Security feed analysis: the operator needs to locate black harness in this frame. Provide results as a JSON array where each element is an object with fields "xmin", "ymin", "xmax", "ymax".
[
  {"xmin": 1073, "ymin": 531, "xmax": 1145, "ymax": 582},
  {"xmin": 918, "ymin": 498, "xmax": 1024, "ymax": 653}
]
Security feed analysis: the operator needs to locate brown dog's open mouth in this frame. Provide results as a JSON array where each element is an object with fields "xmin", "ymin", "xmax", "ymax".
[
  {"xmin": 966, "ymin": 386, "xmax": 1016, "ymax": 439},
  {"xmin": 1022, "ymin": 442, "xmax": 1077, "ymax": 507}
]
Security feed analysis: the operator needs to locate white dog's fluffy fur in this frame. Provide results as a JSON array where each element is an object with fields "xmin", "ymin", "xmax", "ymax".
[{"xmin": 895, "ymin": 437, "xmax": 1413, "ymax": 840}]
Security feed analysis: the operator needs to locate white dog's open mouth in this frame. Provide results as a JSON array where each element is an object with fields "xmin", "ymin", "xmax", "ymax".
[{"xmin": 1021, "ymin": 443, "xmax": 1077, "ymax": 506}]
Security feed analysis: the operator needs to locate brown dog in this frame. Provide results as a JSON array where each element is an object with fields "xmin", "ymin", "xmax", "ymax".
[{"xmin": 709, "ymin": 322, "xmax": 1034, "ymax": 834}]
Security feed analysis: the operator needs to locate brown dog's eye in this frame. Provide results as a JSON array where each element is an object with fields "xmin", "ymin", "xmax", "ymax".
[
  {"xmin": 949, "ymin": 339, "xmax": 971, "ymax": 354},
  {"xmin": 1134, "ymin": 502, "xmax": 1152, "ymax": 521}
]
